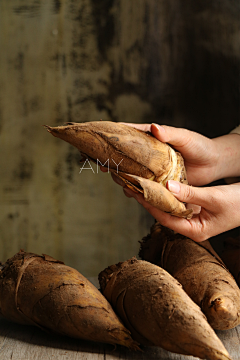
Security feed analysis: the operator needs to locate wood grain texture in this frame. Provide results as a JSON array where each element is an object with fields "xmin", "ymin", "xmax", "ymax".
[
  {"xmin": 0, "ymin": 316, "xmax": 239, "ymax": 359},
  {"xmin": 0, "ymin": 0, "xmax": 239, "ymax": 275}
]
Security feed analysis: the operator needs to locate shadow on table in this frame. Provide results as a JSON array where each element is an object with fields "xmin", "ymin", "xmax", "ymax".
[{"xmin": 0, "ymin": 316, "xmax": 193, "ymax": 359}]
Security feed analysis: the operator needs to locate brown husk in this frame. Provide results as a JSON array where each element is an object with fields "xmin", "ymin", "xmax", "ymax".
[
  {"xmin": 139, "ymin": 223, "xmax": 240, "ymax": 330},
  {"xmin": 44, "ymin": 121, "xmax": 192, "ymax": 219},
  {"xmin": 115, "ymin": 173, "xmax": 193, "ymax": 219},
  {"xmin": 99, "ymin": 257, "xmax": 231, "ymax": 360},
  {"xmin": 0, "ymin": 250, "xmax": 139, "ymax": 350}
]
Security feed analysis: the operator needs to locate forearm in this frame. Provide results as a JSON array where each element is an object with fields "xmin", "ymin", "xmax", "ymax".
[{"xmin": 213, "ymin": 132, "xmax": 240, "ymax": 180}]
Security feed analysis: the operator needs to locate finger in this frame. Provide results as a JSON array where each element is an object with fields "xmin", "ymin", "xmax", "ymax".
[
  {"xmin": 186, "ymin": 203, "xmax": 201, "ymax": 215},
  {"xmin": 111, "ymin": 173, "xmax": 125, "ymax": 187},
  {"xmin": 118, "ymin": 122, "xmax": 151, "ymax": 132},
  {"xmin": 124, "ymin": 185, "xmax": 208, "ymax": 241},
  {"xmin": 123, "ymin": 187, "xmax": 135, "ymax": 198},
  {"xmin": 167, "ymin": 180, "xmax": 210, "ymax": 208},
  {"xmin": 129, "ymin": 192, "xmax": 193, "ymax": 232},
  {"xmin": 151, "ymin": 124, "xmax": 202, "ymax": 152},
  {"xmin": 100, "ymin": 165, "xmax": 108, "ymax": 172},
  {"xmin": 134, "ymin": 195, "xmax": 207, "ymax": 242},
  {"xmin": 151, "ymin": 124, "xmax": 168, "ymax": 142},
  {"xmin": 123, "ymin": 186, "xmax": 140, "ymax": 198}
]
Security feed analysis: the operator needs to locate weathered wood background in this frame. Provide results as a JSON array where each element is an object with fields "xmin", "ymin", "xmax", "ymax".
[{"xmin": 0, "ymin": 0, "xmax": 239, "ymax": 276}]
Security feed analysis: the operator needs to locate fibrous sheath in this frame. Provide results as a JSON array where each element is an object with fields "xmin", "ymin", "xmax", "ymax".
[
  {"xmin": 99, "ymin": 257, "xmax": 231, "ymax": 360},
  {"xmin": 139, "ymin": 223, "xmax": 240, "ymax": 330},
  {"xmin": 44, "ymin": 121, "xmax": 193, "ymax": 219},
  {"xmin": 0, "ymin": 250, "xmax": 139, "ymax": 350}
]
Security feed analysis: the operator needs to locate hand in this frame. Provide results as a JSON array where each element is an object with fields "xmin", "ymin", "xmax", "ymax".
[
  {"xmin": 123, "ymin": 181, "xmax": 240, "ymax": 242},
  {"xmin": 149, "ymin": 124, "xmax": 219, "ymax": 186},
  {"xmin": 101, "ymin": 123, "xmax": 240, "ymax": 186},
  {"xmin": 100, "ymin": 123, "xmax": 218, "ymax": 186},
  {"xmin": 149, "ymin": 124, "xmax": 240, "ymax": 185}
]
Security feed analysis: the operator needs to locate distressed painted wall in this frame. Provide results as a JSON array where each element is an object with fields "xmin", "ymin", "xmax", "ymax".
[{"xmin": 0, "ymin": 0, "xmax": 239, "ymax": 275}]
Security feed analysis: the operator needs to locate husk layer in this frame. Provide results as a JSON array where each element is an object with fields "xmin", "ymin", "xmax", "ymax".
[
  {"xmin": 139, "ymin": 223, "xmax": 240, "ymax": 330},
  {"xmin": 99, "ymin": 257, "xmax": 231, "ymax": 360},
  {"xmin": 0, "ymin": 250, "xmax": 139, "ymax": 350},
  {"xmin": 44, "ymin": 121, "xmax": 192, "ymax": 219}
]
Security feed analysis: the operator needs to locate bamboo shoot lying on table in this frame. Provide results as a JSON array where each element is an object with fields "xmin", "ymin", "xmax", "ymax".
[
  {"xmin": 99, "ymin": 257, "xmax": 231, "ymax": 360},
  {"xmin": 0, "ymin": 250, "xmax": 139, "ymax": 350},
  {"xmin": 139, "ymin": 223, "xmax": 240, "ymax": 330}
]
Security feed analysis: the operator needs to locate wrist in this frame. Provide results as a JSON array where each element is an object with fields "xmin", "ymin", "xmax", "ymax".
[{"xmin": 213, "ymin": 134, "xmax": 240, "ymax": 180}]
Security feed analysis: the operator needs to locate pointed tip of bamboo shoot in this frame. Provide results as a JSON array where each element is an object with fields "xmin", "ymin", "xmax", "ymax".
[
  {"xmin": 115, "ymin": 330, "xmax": 141, "ymax": 351},
  {"xmin": 126, "ymin": 340, "xmax": 141, "ymax": 351},
  {"xmin": 43, "ymin": 125, "xmax": 53, "ymax": 133},
  {"xmin": 207, "ymin": 295, "xmax": 239, "ymax": 329},
  {"xmin": 43, "ymin": 125, "xmax": 64, "ymax": 138}
]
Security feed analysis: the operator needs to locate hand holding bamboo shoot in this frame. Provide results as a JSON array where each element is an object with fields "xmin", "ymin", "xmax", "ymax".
[{"xmin": 44, "ymin": 121, "xmax": 193, "ymax": 219}]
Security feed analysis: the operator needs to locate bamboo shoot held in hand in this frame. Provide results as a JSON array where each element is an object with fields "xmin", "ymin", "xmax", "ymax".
[
  {"xmin": 99, "ymin": 257, "xmax": 231, "ymax": 360},
  {"xmin": 44, "ymin": 121, "xmax": 192, "ymax": 219},
  {"xmin": 0, "ymin": 250, "xmax": 139, "ymax": 349},
  {"xmin": 139, "ymin": 223, "xmax": 240, "ymax": 330}
]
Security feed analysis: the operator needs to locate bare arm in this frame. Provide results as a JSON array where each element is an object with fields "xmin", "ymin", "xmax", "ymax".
[{"xmin": 213, "ymin": 133, "xmax": 240, "ymax": 181}]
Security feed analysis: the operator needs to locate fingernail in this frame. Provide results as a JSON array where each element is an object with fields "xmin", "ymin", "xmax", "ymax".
[
  {"xmin": 186, "ymin": 204, "xmax": 201, "ymax": 215},
  {"xmin": 167, "ymin": 180, "xmax": 180, "ymax": 194},
  {"xmin": 152, "ymin": 123, "xmax": 165, "ymax": 132}
]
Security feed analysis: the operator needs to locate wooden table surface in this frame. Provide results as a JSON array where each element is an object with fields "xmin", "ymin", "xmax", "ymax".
[
  {"xmin": 0, "ymin": 278, "xmax": 239, "ymax": 360},
  {"xmin": 0, "ymin": 317, "xmax": 239, "ymax": 360}
]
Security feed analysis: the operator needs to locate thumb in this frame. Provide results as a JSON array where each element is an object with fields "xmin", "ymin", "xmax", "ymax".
[
  {"xmin": 167, "ymin": 180, "xmax": 207, "ymax": 208},
  {"xmin": 151, "ymin": 124, "xmax": 204, "ymax": 154},
  {"xmin": 151, "ymin": 124, "xmax": 191, "ymax": 147}
]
